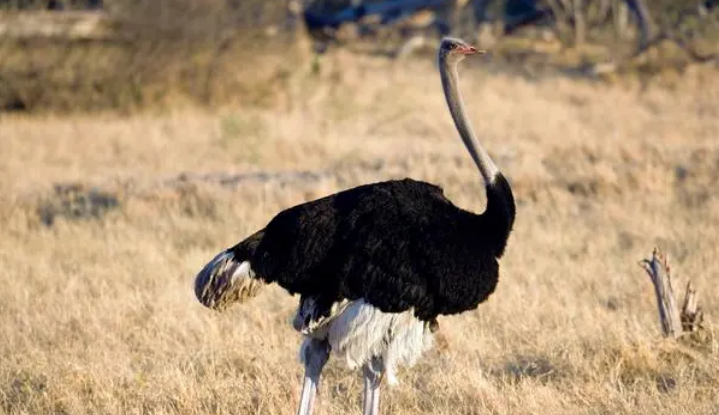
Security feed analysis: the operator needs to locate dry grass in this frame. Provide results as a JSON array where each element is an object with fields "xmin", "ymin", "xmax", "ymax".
[
  {"xmin": 1, "ymin": 50, "xmax": 718, "ymax": 415},
  {"xmin": 0, "ymin": 0, "xmax": 297, "ymax": 113}
]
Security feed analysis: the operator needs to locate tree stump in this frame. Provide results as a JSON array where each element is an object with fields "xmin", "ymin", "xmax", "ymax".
[{"xmin": 640, "ymin": 247, "xmax": 705, "ymax": 338}]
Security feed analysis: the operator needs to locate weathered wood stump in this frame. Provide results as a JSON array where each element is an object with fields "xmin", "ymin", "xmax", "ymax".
[{"xmin": 640, "ymin": 247, "xmax": 705, "ymax": 338}]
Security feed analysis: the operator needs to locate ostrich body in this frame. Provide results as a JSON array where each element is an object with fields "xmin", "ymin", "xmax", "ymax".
[{"xmin": 194, "ymin": 37, "xmax": 515, "ymax": 415}]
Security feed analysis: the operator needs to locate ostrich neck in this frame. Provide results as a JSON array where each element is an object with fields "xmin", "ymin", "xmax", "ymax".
[{"xmin": 440, "ymin": 60, "xmax": 498, "ymax": 185}]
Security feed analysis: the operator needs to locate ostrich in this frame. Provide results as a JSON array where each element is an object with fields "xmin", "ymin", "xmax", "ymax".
[{"xmin": 194, "ymin": 37, "xmax": 515, "ymax": 415}]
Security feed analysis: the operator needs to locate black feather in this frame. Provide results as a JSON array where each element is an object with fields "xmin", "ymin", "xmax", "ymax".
[{"xmin": 228, "ymin": 175, "xmax": 515, "ymax": 322}]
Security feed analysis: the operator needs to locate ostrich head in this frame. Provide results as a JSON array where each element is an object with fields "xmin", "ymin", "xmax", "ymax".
[{"xmin": 438, "ymin": 37, "xmax": 485, "ymax": 64}]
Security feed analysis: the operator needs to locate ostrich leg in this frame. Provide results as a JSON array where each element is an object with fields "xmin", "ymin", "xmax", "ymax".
[
  {"xmin": 362, "ymin": 358, "xmax": 383, "ymax": 415},
  {"xmin": 297, "ymin": 338, "xmax": 330, "ymax": 415}
]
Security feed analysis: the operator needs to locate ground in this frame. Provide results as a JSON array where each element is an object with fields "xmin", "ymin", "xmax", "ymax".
[{"xmin": 1, "ymin": 51, "xmax": 718, "ymax": 414}]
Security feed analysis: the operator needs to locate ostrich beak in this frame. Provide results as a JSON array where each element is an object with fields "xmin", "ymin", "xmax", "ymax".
[{"xmin": 457, "ymin": 45, "xmax": 485, "ymax": 55}]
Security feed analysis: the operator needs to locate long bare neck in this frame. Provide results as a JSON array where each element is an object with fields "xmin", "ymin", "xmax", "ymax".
[{"xmin": 440, "ymin": 58, "xmax": 499, "ymax": 186}]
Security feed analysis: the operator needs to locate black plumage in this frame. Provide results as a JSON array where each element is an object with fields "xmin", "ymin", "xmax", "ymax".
[{"xmin": 227, "ymin": 173, "xmax": 514, "ymax": 322}]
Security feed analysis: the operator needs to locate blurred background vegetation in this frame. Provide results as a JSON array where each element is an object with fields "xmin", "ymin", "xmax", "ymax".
[{"xmin": 0, "ymin": 0, "xmax": 716, "ymax": 113}]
